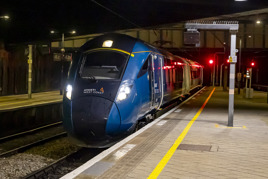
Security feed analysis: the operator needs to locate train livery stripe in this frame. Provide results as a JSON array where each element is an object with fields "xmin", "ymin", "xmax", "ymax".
[
  {"xmin": 132, "ymin": 51, "xmax": 164, "ymax": 57},
  {"xmin": 85, "ymin": 48, "xmax": 134, "ymax": 57},
  {"xmin": 148, "ymin": 87, "xmax": 216, "ymax": 179}
]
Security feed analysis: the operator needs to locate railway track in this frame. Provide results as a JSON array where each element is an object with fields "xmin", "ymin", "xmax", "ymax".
[
  {"xmin": 0, "ymin": 121, "xmax": 67, "ymax": 158},
  {"xmin": 0, "ymin": 132, "xmax": 67, "ymax": 158},
  {"xmin": 23, "ymin": 147, "xmax": 104, "ymax": 179},
  {"xmin": 0, "ymin": 121, "xmax": 63, "ymax": 143}
]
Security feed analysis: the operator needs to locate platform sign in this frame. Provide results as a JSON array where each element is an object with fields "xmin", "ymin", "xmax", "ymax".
[
  {"xmin": 228, "ymin": 56, "xmax": 237, "ymax": 63},
  {"xmin": 53, "ymin": 53, "xmax": 72, "ymax": 62},
  {"xmin": 184, "ymin": 31, "xmax": 200, "ymax": 45}
]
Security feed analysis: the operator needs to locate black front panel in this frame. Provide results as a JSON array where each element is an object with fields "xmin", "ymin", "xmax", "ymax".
[
  {"xmin": 72, "ymin": 96, "xmax": 113, "ymax": 142},
  {"xmin": 73, "ymin": 79, "xmax": 121, "ymax": 102}
]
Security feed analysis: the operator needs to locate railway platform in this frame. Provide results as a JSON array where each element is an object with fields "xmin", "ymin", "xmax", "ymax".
[
  {"xmin": 0, "ymin": 91, "xmax": 63, "ymax": 137},
  {"xmin": 62, "ymin": 86, "xmax": 268, "ymax": 179},
  {"xmin": 0, "ymin": 91, "xmax": 62, "ymax": 112}
]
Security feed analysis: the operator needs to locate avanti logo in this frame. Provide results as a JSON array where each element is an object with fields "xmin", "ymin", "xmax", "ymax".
[{"xmin": 83, "ymin": 87, "xmax": 104, "ymax": 94}]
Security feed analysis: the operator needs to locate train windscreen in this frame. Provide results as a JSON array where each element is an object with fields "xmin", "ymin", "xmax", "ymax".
[{"xmin": 79, "ymin": 51, "xmax": 128, "ymax": 80}]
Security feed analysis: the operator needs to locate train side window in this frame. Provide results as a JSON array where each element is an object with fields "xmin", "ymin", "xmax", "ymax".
[
  {"xmin": 176, "ymin": 66, "xmax": 183, "ymax": 82},
  {"xmin": 137, "ymin": 56, "xmax": 149, "ymax": 78},
  {"xmin": 191, "ymin": 67, "xmax": 200, "ymax": 79}
]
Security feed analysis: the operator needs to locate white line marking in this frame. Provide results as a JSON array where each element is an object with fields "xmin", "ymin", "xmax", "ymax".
[
  {"xmin": 61, "ymin": 87, "xmax": 206, "ymax": 179},
  {"xmin": 174, "ymin": 109, "xmax": 182, "ymax": 113},
  {"xmin": 113, "ymin": 144, "xmax": 136, "ymax": 160},
  {"xmin": 156, "ymin": 120, "xmax": 167, "ymax": 126}
]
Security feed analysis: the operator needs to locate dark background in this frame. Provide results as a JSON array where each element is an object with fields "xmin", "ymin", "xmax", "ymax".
[{"xmin": 1, "ymin": 0, "xmax": 268, "ymax": 43}]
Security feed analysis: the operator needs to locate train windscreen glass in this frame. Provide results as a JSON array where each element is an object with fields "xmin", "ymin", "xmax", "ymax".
[{"xmin": 79, "ymin": 51, "xmax": 128, "ymax": 80}]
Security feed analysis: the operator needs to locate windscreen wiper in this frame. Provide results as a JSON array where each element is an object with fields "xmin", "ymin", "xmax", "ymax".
[
  {"xmin": 83, "ymin": 74, "xmax": 98, "ymax": 82},
  {"xmin": 101, "ymin": 65, "xmax": 119, "ymax": 72}
]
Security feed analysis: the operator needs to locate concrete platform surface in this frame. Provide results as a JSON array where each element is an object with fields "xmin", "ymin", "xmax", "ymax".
[
  {"xmin": 62, "ymin": 87, "xmax": 268, "ymax": 179},
  {"xmin": 0, "ymin": 91, "xmax": 62, "ymax": 112}
]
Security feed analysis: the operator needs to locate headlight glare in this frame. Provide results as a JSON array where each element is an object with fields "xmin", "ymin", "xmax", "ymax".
[
  {"xmin": 116, "ymin": 82, "xmax": 133, "ymax": 102},
  {"xmin": 66, "ymin": 84, "xmax": 72, "ymax": 100}
]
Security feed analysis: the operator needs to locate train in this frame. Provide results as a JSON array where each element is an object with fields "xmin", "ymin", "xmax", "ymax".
[{"xmin": 62, "ymin": 33, "xmax": 203, "ymax": 148}]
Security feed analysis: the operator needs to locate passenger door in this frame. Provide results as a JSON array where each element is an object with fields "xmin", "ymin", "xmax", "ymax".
[{"xmin": 149, "ymin": 54, "xmax": 163, "ymax": 110}]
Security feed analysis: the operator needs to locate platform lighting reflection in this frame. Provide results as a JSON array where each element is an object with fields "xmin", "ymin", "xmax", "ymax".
[{"xmin": 234, "ymin": 0, "xmax": 247, "ymax": 1}]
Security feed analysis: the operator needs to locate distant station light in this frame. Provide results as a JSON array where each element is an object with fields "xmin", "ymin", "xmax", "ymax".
[
  {"xmin": 71, "ymin": 30, "xmax": 76, "ymax": 34},
  {"xmin": 50, "ymin": 30, "xmax": 55, "ymax": 34},
  {"xmin": 209, "ymin": 59, "xmax": 214, "ymax": 64},
  {"xmin": 256, "ymin": 20, "xmax": 261, "ymax": 24}
]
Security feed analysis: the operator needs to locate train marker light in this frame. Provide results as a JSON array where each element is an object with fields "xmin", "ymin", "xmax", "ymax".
[{"xmin": 103, "ymin": 40, "xmax": 113, "ymax": 47}]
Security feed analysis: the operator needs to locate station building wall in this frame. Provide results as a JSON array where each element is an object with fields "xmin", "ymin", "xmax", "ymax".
[{"xmin": 51, "ymin": 23, "xmax": 268, "ymax": 49}]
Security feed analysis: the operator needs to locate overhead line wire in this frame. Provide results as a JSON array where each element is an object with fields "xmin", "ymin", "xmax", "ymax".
[{"xmin": 91, "ymin": 0, "xmax": 141, "ymax": 28}]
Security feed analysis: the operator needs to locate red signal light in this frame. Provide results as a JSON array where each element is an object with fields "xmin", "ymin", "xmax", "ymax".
[
  {"xmin": 251, "ymin": 62, "xmax": 255, "ymax": 67},
  {"xmin": 209, "ymin": 59, "xmax": 214, "ymax": 64},
  {"xmin": 227, "ymin": 59, "xmax": 229, "ymax": 63}
]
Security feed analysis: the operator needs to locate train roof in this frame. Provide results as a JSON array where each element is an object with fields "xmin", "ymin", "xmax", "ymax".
[
  {"xmin": 79, "ymin": 33, "xmax": 141, "ymax": 54},
  {"xmin": 79, "ymin": 33, "xmax": 202, "ymax": 68}
]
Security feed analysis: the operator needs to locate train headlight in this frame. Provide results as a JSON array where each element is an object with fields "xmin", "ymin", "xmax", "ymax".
[
  {"xmin": 66, "ymin": 84, "xmax": 72, "ymax": 100},
  {"xmin": 116, "ymin": 81, "xmax": 133, "ymax": 102}
]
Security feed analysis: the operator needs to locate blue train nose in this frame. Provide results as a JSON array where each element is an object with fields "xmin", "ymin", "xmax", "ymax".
[{"xmin": 71, "ymin": 96, "xmax": 120, "ymax": 147}]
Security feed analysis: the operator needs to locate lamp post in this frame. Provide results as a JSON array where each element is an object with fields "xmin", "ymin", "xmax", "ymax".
[
  {"xmin": 235, "ymin": 37, "xmax": 243, "ymax": 94},
  {"xmin": 237, "ymin": 35, "xmax": 251, "ymax": 94},
  {"xmin": 50, "ymin": 30, "xmax": 76, "ymax": 95},
  {"xmin": 60, "ymin": 33, "xmax": 65, "ymax": 95},
  {"xmin": 0, "ymin": 15, "xmax": 9, "ymax": 20}
]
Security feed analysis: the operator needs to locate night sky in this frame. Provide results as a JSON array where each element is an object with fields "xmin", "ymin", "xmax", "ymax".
[{"xmin": 0, "ymin": 0, "xmax": 268, "ymax": 43}]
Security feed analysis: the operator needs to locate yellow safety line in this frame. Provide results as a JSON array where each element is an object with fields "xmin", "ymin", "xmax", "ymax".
[
  {"xmin": 86, "ymin": 48, "xmax": 134, "ymax": 57},
  {"xmin": 148, "ymin": 87, "xmax": 215, "ymax": 179}
]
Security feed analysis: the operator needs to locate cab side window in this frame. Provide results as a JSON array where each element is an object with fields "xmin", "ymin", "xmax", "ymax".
[{"xmin": 137, "ymin": 56, "xmax": 149, "ymax": 78}]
